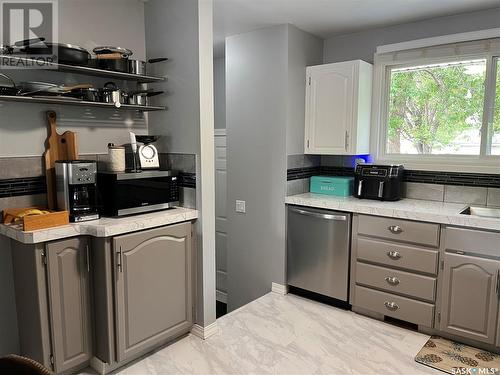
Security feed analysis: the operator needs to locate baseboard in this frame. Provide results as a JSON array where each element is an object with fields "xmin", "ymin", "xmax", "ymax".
[
  {"xmin": 190, "ymin": 321, "xmax": 219, "ymax": 340},
  {"xmin": 271, "ymin": 282, "xmax": 288, "ymax": 295},
  {"xmin": 216, "ymin": 290, "xmax": 228, "ymax": 303},
  {"xmin": 90, "ymin": 356, "xmax": 107, "ymax": 375}
]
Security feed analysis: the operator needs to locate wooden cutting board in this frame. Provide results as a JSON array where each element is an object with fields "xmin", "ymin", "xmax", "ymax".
[{"xmin": 44, "ymin": 111, "xmax": 79, "ymax": 209}]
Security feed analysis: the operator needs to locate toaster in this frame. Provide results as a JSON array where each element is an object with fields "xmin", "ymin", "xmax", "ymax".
[{"xmin": 354, "ymin": 164, "xmax": 404, "ymax": 201}]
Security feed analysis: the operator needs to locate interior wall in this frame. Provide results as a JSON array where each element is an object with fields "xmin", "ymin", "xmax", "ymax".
[
  {"xmin": 214, "ymin": 57, "xmax": 226, "ymax": 129},
  {"xmin": 323, "ymin": 7, "xmax": 500, "ymax": 64},
  {"xmin": 0, "ymin": 0, "xmax": 148, "ymax": 157},
  {"xmin": 226, "ymin": 24, "xmax": 288, "ymax": 311},
  {"xmin": 226, "ymin": 24, "xmax": 323, "ymax": 311},
  {"xmin": 145, "ymin": 0, "xmax": 200, "ymax": 155},
  {"xmin": 286, "ymin": 25, "xmax": 323, "ymax": 155},
  {"xmin": 145, "ymin": 0, "xmax": 216, "ymax": 327}
]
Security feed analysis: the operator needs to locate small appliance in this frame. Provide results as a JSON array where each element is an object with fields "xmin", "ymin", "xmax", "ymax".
[
  {"xmin": 136, "ymin": 135, "xmax": 160, "ymax": 170},
  {"xmin": 97, "ymin": 170, "xmax": 179, "ymax": 217},
  {"xmin": 310, "ymin": 176, "xmax": 354, "ymax": 196},
  {"xmin": 55, "ymin": 160, "xmax": 99, "ymax": 222},
  {"xmin": 354, "ymin": 164, "xmax": 404, "ymax": 201}
]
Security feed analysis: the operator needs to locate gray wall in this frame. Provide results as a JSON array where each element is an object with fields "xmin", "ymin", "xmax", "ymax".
[
  {"xmin": 0, "ymin": 0, "xmax": 148, "ymax": 157},
  {"xmin": 226, "ymin": 24, "xmax": 288, "ymax": 310},
  {"xmin": 145, "ymin": 0, "xmax": 216, "ymax": 327},
  {"xmin": 287, "ymin": 26, "xmax": 323, "ymax": 155},
  {"xmin": 145, "ymin": 0, "xmax": 200, "ymax": 155},
  {"xmin": 324, "ymin": 7, "xmax": 500, "ymax": 64},
  {"xmin": 226, "ymin": 24, "xmax": 323, "ymax": 311},
  {"xmin": 214, "ymin": 57, "xmax": 226, "ymax": 129}
]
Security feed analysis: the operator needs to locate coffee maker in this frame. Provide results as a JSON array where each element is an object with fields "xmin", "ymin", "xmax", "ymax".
[{"xmin": 55, "ymin": 160, "xmax": 99, "ymax": 222}]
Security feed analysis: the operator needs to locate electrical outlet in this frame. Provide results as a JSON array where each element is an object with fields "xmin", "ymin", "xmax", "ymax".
[{"xmin": 235, "ymin": 200, "xmax": 246, "ymax": 213}]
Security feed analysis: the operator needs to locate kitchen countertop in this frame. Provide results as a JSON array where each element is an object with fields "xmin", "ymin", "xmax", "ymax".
[
  {"xmin": 0, "ymin": 207, "xmax": 198, "ymax": 244},
  {"xmin": 285, "ymin": 193, "xmax": 500, "ymax": 232}
]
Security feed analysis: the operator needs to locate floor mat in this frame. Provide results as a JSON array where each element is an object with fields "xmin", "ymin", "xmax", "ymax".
[{"xmin": 415, "ymin": 336, "xmax": 500, "ymax": 374}]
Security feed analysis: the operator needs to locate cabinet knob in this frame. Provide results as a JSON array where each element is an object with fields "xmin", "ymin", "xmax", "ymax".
[
  {"xmin": 385, "ymin": 276, "xmax": 400, "ymax": 286},
  {"xmin": 388, "ymin": 225, "xmax": 403, "ymax": 234},
  {"xmin": 387, "ymin": 250, "xmax": 402, "ymax": 260},
  {"xmin": 384, "ymin": 301, "xmax": 399, "ymax": 311}
]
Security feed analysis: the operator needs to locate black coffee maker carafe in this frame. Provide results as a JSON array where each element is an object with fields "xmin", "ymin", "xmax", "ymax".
[{"xmin": 55, "ymin": 160, "xmax": 99, "ymax": 222}]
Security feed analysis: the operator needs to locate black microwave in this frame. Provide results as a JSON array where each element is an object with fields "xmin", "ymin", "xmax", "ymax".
[{"xmin": 97, "ymin": 170, "xmax": 179, "ymax": 217}]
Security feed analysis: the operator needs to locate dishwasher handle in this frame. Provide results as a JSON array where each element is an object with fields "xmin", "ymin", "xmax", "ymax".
[{"xmin": 289, "ymin": 207, "xmax": 347, "ymax": 221}]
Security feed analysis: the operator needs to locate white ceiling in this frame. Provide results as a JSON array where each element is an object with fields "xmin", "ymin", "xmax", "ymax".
[{"xmin": 213, "ymin": 0, "xmax": 500, "ymax": 57}]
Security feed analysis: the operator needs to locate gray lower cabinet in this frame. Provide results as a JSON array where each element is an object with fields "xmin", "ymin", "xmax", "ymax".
[
  {"xmin": 11, "ymin": 237, "xmax": 92, "ymax": 374},
  {"xmin": 440, "ymin": 253, "xmax": 499, "ymax": 344},
  {"xmin": 439, "ymin": 227, "xmax": 500, "ymax": 346},
  {"xmin": 46, "ymin": 237, "xmax": 93, "ymax": 373},
  {"xmin": 113, "ymin": 222, "xmax": 194, "ymax": 363}
]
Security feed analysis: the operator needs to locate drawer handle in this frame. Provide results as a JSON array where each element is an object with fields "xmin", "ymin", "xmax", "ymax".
[
  {"xmin": 384, "ymin": 301, "xmax": 399, "ymax": 311},
  {"xmin": 388, "ymin": 225, "xmax": 403, "ymax": 234},
  {"xmin": 385, "ymin": 276, "xmax": 400, "ymax": 286},
  {"xmin": 387, "ymin": 251, "xmax": 402, "ymax": 260}
]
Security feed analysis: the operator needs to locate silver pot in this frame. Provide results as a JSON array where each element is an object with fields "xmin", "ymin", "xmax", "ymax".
[
  {"xmin": 129, "ymin": 58, "xmax": 168, "ymax": 75},
  {"xmin": 128, "ymin": 90, "xmax": 164, "ymax": 106},
  {"xmin": 101, "ymin": 82, "xmax": 127, "ymax": 107}
]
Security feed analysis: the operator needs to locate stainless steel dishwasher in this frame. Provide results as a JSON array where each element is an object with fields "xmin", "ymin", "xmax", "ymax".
[{"xmin": 287, "ymin": 205, "xmax": 351, "ymax": 302}]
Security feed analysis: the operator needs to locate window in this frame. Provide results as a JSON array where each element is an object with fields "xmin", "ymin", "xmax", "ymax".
[
  {"xmin": 387, "ymin": 60, "xmax": 486, "ymax": 155},
  {"xmin": 374, "ymin": 37, "xmax": 500, "ymax": 172}
]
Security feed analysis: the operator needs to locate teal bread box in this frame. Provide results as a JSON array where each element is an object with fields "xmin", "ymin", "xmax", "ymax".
[{"xmin": 310, "ymin": 176, "xmax": 354, "ymax": 196}]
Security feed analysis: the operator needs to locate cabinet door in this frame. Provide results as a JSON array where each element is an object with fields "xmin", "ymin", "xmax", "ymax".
[
  {"xmin": 440, "ymin": 253, "xmax": 499, "ymax": 344},
  {"xmin": 305, "ymin": 62, "xmax": 355, "ymax": 155},
  {"xmin": 46, "ymin": 237, "xmax": 92, "ymax": 373},
  {"xmin": 114, "ymin": 222, "xmax": 193, "ymax": 362}
]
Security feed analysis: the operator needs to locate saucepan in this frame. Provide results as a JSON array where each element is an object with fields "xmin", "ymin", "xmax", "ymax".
[
  {"xmin": 128, "ymin": 89, "xmax": 164, "ymax": 106},
  {"xmin": 129, "ymin": 58, "xmax": 168, "ymax": 75}
]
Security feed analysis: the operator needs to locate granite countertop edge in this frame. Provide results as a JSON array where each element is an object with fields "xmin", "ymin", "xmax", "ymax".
[
  {"xmin": 0, "ymin": 207, "xmax": 199, "ymax": 244},
  {"xmin": 285, "ymin": 193, "xmax": 500, "ymax": 232}
]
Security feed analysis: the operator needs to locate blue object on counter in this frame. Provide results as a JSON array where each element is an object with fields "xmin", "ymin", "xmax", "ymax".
[{"xmin": 310, "ymin": 176, "xmax": 354, "ymax": 196}]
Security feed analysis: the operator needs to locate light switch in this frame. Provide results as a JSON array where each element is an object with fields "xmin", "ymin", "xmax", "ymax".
[{"xmin": 235, "ymin": 200, "xmax": 246, "ymax": 213}]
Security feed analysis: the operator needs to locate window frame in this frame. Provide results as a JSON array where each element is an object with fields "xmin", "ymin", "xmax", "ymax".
[{"xmin": 372, "ymin": 49, "xmax": 500, "ymax": 173}]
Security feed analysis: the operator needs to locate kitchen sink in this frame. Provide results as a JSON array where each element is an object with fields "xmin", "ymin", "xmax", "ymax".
[{"xmin": 460, "ymin": 206, "xmax": 500, "ymax": 219}]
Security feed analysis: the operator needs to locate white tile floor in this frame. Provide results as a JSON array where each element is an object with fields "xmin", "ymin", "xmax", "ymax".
[{"xmin": 83, "ymin": 292, "xmax": 439, "ymax": 375}]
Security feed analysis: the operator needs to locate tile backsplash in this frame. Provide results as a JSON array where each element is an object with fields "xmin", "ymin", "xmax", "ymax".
[
  {"xmin": 286, "ymin": 154, "xmax": 500, "ymax": 205},
  {"xmin": 0, "ymin": 153, "xmax": 198, "ymax": 211}
]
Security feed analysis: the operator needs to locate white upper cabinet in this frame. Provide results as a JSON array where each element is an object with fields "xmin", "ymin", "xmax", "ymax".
[{"xmin": 304, "ymin": 60, "xmax": 373, "ymax": 155}]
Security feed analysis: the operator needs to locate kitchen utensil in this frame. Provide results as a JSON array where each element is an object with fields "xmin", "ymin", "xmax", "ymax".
[
  {"xmin": 0, "ymin": 73, "xmax": 21, "ymax": 96},
  {"xmin": 129, "ymin": 58, "xmax": 168, "ymax": 75},
  {"xmin": 101, "ymin": 82, "xmax": 126, "ymax": 107},
  {"xmin": 93, "ymin": 46, "xmax": 133, "ymax": 57},
  {"xmin": 107, "ymin": 143, "xmax": 126, "ymax": 172},
  {"xmin": 66, "ymin": 87, "xmax": 100, "ymax": 102},
  {"xmin": 19, "ymin": 82, "xmax": 93, "ymax": 96},
  {"xmin": 128, "ymin": 89, "xmax": 164, "ymax": 106},
  {"xmin": 44, "ymin": 111, "xmax": 79, "ymax": 209},
  {"xmin": 15, "ymin": 38, "xmax": 91, "ymax": 66},
  {"xmin": 93, "ymin": 46, "xmax": 133, "ymax": 73}
]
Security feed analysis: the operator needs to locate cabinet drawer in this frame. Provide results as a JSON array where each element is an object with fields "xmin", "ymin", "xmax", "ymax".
[
  {"xmin": 356, "ymin": 237, "xmax": 439, "ymax": 275},
  {"xmin": 354, "ymin": 285, "xmax": 435, "ymax": 327},
  {"xmin": 355, "ymin": 262, "xmax": 436, "ymax": 302},
  {"xmin": 357, "ymin": 215, "xmax": 439, "ymax": 247}
]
